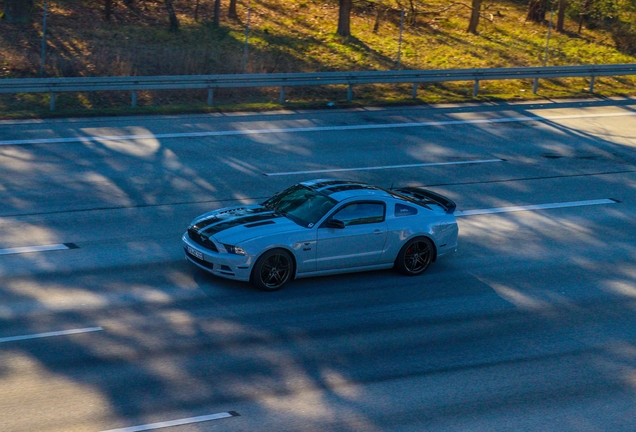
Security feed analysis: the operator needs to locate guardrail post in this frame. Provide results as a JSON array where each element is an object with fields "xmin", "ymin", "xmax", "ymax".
[
  {"xmin": 131, "ymin": 90, "xmax": 137, "ymax": 108},
  {"xmin": 279, "ymin": 86, "xmax": 285, "ymax": 104},
  {"xmin": 533, "ymin": 78, "xmax": 539, "ymax": 94},
  {"xmin": 412, "ymin": 83, "xmax": 418, "ymax": 99},
  {"xmin": 473, "ymin": 80, "xmax": 479, "ymax": 97},
  {"xmin": 49, "ymin": 92, "xmax": 56, "ymax": 111},
  {"xmin": 347, "ymin": 84, "xmax": 353, "ymax": 102},
  {"xmin": 207, "ymin": 88, "xmax": 214, "ymax": 106},
  {"xmin": 589, "ymin": 76, "xmax": 595, "ymax": 93}
]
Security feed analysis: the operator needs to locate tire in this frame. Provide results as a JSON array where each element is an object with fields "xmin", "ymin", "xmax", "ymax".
[
  {"xmin": 251, "ymin": 249, "xmax": 294, "ymax": 291},
  {"xmin": 395, "ymin": 237, "xmax": 434, "ymax": 276}
]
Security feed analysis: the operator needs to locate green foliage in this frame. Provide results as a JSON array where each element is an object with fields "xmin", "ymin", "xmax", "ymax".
[
  {"xmin": 611, "ymin": 21, "xmax": 636, "ymax": 54},
  {"xmin": 569, "ymin": 0, "xmax": 623, "ymax": 21}
]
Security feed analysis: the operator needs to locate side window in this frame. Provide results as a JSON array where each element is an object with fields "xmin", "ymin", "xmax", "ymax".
[
  {"xmin": 332, "ymin": 202, "xmax": 385, "ymax": 226},
  {"xmin": 395, "ymin": 203, "xmax": 418, "ymax": 217}
]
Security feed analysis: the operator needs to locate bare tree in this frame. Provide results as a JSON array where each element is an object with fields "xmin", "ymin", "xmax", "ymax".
[
  {"xmin": 213, "ymin": 0, "xmax": 221, "ymax": 26},
  {"xmin": 467, "ymin": 0, "xmax": 483, "ymax": 33},
  {"xmin": 373, "ymin": 5, "xmax": 383, "ymax": 33},
  {"xmin": 578, "ymin": 0, "xmax": 590, "ymax": 33},
  {"xmin": 337, "ymin": 0, "xmax": 353, "ymax": 37},
  {"xmin": 4, "ymin": 0, "xmax": 34, "ymax": 23},
  {"xmin": 527, "ymin": 0, "xmax": 549, "ymax": 22},
  {"xmin": 229, "ymin": 0, "xmax": 238, "ymax": 18},
  {"xmin": 105, "ymin": 0, "xmax": 113, "ymax": 21},
  {"xmin": 372, "ymin": 1, "xmax": 395, "ymax": 33},
  {"xmin": 556, "ymin": 0, "xmax": 567, "ymax": 31},
  {"xmin": 165, "ymin": 0, "xmax": 179, "ymax": 31}
]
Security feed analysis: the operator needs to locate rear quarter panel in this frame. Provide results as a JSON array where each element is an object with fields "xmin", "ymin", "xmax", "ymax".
[{"xmin": 383, "ymin": 203, "xmax": 457, "ymax": 263}]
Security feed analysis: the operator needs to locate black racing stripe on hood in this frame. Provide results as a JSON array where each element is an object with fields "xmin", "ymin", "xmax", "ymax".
[
  {"xmin": 193, "ymin": 216, "xmax": 220, "ymax": 231},
  {"xmin": 192, "ymin": 206, "xmax": 271, "ymax": 231},
  {"xmin": 244, "ymin": 220, "xmax": 276, "ymax": 228},
  {"xmin": 202, "ymin": 213, "xmax": 280, "ymax": 236}
]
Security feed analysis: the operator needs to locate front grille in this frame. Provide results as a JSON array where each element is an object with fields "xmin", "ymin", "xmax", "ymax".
[
  {"xmin": 185, "ymin": 249, "xmax": 214, "ymax": 270},
  {"xmin": 187, "ymin": 228, "xmax": 218, "ymax": 252}
]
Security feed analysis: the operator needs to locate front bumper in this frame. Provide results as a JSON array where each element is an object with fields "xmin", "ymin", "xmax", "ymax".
[{"xmin": 182, "ymin": 234, "xmax": 252, "ymax": 282}]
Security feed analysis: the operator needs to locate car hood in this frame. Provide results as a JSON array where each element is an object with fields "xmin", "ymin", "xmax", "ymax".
[{"xmin": 189, "ymin": 204, "xmax": 304, "ymax": 245}]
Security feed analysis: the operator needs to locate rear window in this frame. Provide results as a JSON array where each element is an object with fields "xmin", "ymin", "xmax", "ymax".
[{"xmin": 395, "ymin": 203, "xmax": 418, "ymax": 217}]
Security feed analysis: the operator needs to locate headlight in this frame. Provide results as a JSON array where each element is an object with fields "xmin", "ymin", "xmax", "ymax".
[{"xmin": 223, "ymin": 244, "xmax": 247, "ymax": 255}]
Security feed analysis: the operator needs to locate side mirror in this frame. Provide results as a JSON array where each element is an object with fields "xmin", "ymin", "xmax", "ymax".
[{"xmin": 326, "ymin": 219, "xmax": 345, "ymax": 229}]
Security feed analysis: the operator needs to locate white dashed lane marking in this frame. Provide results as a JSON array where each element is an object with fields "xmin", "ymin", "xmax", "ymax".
[
  {"xmin": 0, "ymin": 327, "xmax": 104, "ymax": 344},
  {"xmin": 456, "ymin": 198, "xmax": 619, "ymax": 216},
  {"xmin": 101, "ymin": 412, "xmax": 240, "ymax": 432},
  {"xmin": 1, "ymin": 111, "xmax": 635, "ymax": 146},
  {"xmin": 0, "ymin": 242, "xmax": 78, "ymax": 256}
]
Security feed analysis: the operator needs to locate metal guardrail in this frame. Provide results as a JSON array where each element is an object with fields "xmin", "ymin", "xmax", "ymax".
[{"xmin": 1, "ymin": 64, "xmax": 635, "ymax": 111}]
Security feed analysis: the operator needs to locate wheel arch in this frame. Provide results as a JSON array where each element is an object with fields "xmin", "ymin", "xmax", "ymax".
[
  {"xmin": 398, "ymin": 234, "xmax": 438, "ymax": 262},
  {"xmin": 252, "ymin": 246, "xmax": 298, "ymax": 280}
]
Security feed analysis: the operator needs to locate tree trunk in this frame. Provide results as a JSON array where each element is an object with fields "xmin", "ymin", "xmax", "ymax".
[
  {"xmin": 408, "ymin": 0, "xmax": 416, "ymax": 25},
  {"xmin": 105, "ymin": 0, "xmax": 112, "ymax": 21},
  {"xmin": 467, "ymin": 0, "xmax": 483, "ymax": 34},
  {"xmin": 556, "ymin": 0, "xmax": 566, "ymax": 32},
  {"xmin": 373, "ymin": 6, "xmax": 381, "ymax": 33},
  {"xmin": 578, "ymin": 0, "xmax": 590, "ymax": 33},
  {"xmin": 526, "ymin": 0, "xmax": 548, "ymax": 23},
  {"xmin": 213, "ymin": 0, "xmax": 221, "ymax": 27},
  {"xmin": 229, "ymin": 0, "xmax": 238, "ymax": 18},
  {"xmin": 4, "ymin": 0, "xmax": 34, "ymax": 23},
  {"xmin": 337, "ymin": 0, "xmax": 352, "ymax": 37},
  {"xmin": 164, "ymin": 0, "xmax": 179, "ymax": 31}
]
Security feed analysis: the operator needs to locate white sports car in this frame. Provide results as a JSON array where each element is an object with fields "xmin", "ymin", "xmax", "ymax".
[{"xmin": 183, "ymin": 179, "xmax": 458, "ymax": 291}]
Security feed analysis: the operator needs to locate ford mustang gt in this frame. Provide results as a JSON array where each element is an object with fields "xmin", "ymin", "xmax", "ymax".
[{"xmin": 183, "ymin": 179, "xmax": 458, "ymax": 291}]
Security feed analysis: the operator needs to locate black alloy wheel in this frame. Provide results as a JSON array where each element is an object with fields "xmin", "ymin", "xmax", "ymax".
[
  {"xmin": 395, "ymin": 237, "xmax": 434, "ymax": 276},
  {"xmin": 251, "ymin": 249, "xmax": 294, "ymax": 291}
]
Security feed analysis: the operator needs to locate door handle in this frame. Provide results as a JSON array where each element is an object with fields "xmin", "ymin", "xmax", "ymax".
[{"xmin": 373, "ymin": 229, "xmax": 382, "ymax": 235}]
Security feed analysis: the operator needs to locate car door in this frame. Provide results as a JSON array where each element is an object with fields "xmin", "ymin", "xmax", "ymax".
[{"xmin": 316, "ymin": 201, "xmax": 388, "ymax": 271}]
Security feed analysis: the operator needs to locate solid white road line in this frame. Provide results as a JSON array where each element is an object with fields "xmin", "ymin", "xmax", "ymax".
[
  {"xmin": 0, "ymin": 242, "xmax": 78, "ymax": 256},
  {"xmin": 0, "ymin": 327, "xmax": 103, "ymax": 344},
  {"xmin": 456, "ymin": 198, "xmax": 618, "ymax": 216},
  {"xmin": 1, "ymin": 111, "xmax": 636, "ymax": 146},
  {"xmin": 101, "ymin": 412, "xmax": 238, "ymax": 432},
  {"xmin": 265, "ymin": 158, "xmax": 504, "ymax": 176}
]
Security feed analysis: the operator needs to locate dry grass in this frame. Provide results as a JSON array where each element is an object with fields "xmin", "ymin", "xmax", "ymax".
[{"xmin": 0, "ymin": 0, "xmax": 634, "ymax": 116}]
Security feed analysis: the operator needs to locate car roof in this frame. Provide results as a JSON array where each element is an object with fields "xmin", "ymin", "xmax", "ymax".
[{"xmin": 301, "ymin": 179, "xmax": 394, "ymax": 202}]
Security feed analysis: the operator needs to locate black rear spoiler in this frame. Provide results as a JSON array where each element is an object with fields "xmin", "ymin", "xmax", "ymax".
[{"xmin": 394, "ymin": 187, "xmax": 457, "ymax": 214}]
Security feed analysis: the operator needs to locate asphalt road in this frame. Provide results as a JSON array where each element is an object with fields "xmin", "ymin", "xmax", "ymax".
[{"xmin": 1, "ymin": 97, "xmax": 636, "ymax": 431}]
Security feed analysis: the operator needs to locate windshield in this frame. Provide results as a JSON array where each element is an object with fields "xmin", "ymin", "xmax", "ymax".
[{"xmin": 262, "ymin": 184, "xmax": 337, "ymax": 227}]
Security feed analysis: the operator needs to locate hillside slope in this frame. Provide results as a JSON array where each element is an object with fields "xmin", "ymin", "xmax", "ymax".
[{"xmin": 0, "ymin": 0, "xmax": 634, "ymax": 114}]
